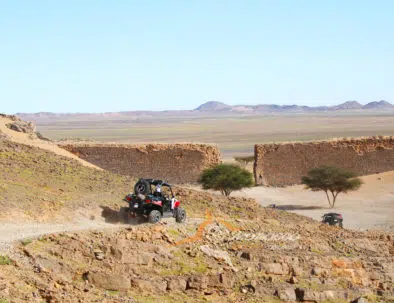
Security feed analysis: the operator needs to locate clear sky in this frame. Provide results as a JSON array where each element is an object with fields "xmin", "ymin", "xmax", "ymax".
[{"xmin": 1, "ymin": 0, "xmax": 393, "ymax": 113}]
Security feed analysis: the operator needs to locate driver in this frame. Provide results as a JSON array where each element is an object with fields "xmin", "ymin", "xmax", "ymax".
[{"xmin": 154, "ymin": 184, "xmax": 162, "ymax": 196}]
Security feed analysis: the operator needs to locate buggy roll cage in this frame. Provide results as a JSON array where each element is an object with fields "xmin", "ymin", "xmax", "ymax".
[{"xmin": 141, "ymin": 178, "xmax": 175, "ymax": 198}]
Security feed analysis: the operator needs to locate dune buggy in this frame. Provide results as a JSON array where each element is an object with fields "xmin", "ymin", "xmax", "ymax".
[
  {"xmin": 322, "ymin": 213, "xmax": 343, "ymax": 228},
  {"xmin": 123, "ymin": 178, "xmax": 186, "ymax": 224}
]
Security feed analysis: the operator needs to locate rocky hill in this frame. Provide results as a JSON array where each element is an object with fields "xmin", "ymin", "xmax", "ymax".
[
  {"xmin": 0, "ymin": 114, "xmax": 98, "ymax": 169},
  {"xmin": 332, "ymin": 101, "xmax": 363, "ymax": 110},
  {"xmin": 363, "ymin": 100, "xmax": 394, "ymax": 109},
  {"xmin": 195, "ymin": 101, "xmax": 232, "ymax": 111}
]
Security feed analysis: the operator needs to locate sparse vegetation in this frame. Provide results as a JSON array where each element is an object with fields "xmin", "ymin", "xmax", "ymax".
[
  {"xmin": 302, "ymin": 166, "xmax": 363, "ymax": 208},
  {"xmin": 35, "ymin": 131, "xmax": 51, "ymax": 141},
  {"xmin": 199, "ymin": 164, "xmax": 254, "ymax": 196},
  {"xmin": 0, "ymin": 255, "xmax": 12, "ymax": 265},
  {"xmin": 0, "ymin": 139, "xmax": 132, "ymax": 218},
  {"xmin": 21, "ymin": 238, "xmax": 33, "ymax": 246},
  {"xmin": 234, "ymin": 155, "xmax": 254, "ymax": 167}
]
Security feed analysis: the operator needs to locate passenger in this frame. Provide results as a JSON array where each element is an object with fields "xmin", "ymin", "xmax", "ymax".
[{"xmin": 154, "ymin": 184, "xmax": 162, "ymax": 197}]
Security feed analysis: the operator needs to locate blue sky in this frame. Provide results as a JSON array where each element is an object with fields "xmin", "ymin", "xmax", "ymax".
[{"xmin": 1, "ymin": 0, "xmax": 393, "ymax": 113}]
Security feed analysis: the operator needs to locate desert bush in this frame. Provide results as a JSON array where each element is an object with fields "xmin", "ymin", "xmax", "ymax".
[
  {"xmin": 199, "ymin": 164, "xmax": 254, "ymax": 197},
  {"xmin": 302, "ymin": 166, "xmax": 362, "ymax": 208}
]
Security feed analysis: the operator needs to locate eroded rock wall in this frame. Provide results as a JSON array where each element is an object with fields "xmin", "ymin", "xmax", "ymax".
[
  {"xmin": 254, "ymin": 137, "xmax": 394, "ymax": 186},
  {"xmin": 60, "ymin": 143, "xmax": 221, "ymax": 183}
]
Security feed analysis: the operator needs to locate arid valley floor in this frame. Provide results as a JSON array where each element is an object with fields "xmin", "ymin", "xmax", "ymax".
[{"xmin": 0, "ymin": 112, "xmax": 393, "ymax": 302}]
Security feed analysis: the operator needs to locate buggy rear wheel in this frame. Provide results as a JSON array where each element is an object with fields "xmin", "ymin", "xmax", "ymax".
[
  {"xmin": 175, "ymin": 207, "xmax": 186, "ymax": 223},
  {"xmin": 148, "ymin": 210, "xmax": 162, "ymax": 224}
]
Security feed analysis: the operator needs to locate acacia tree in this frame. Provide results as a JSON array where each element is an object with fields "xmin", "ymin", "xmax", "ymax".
[
  {"xmin": 199, "ymin": 163, "xmax": 254, "ymax": 197},
  {"xmin": 301, "ymin": 166, "xmax": 362, "ymax": 208}
]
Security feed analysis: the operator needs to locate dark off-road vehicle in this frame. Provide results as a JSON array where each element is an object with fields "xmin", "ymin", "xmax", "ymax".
[
  {"xmin": 123, "ymin": 178, "xmax": 186, "ymax": 224},
  {"xmin": 322, "ymin": 213, "xmax": 343, "ymax": 227}
]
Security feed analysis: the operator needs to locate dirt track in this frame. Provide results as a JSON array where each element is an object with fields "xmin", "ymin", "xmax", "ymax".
[
  {"xmin": 0, "ymin": 217, "xmax": 178, "ymax": 254},
  {"xmin": 0, "ymin": 220, "xmax": 120, "ymax": 254}
]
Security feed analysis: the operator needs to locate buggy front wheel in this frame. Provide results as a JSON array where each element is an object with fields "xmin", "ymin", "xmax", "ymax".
[{"xmin": 175, "ymin": 207, "xmax": 186, "ymax": 223}]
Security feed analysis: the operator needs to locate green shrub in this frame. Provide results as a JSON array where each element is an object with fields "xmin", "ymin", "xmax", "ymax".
[{"xmin": 199, "ymin": 164, "xmax": 254, "ymax": 197}]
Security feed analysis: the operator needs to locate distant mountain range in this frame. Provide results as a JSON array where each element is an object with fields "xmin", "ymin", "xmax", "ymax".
[
  {"xmin": 195, "ymin": 100, "xmax": 393, "ymax": 112},
  {"xmin": 16, "ymin": 100, "xmax": 394, "ymax": 121}
]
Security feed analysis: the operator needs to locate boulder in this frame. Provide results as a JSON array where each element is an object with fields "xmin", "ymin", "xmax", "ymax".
[
  {"xmin": 351, "ymin": 297, "xmax": 369, "ymax": 303},
  {"xmin": 200, "ymin": 245, "xmax": 233, "ymax": 267},
  {"xmin": 296, "ymin": 288, "xmax": 350, "ymax": 302},
  {"xmin": 187, "ymin": 275, "xmax": 208, "ymax": 290},
  {"xmin": 35, "ymin": 258, "xmax": 73, "ymax": 282},
  {"xmin": 295, "ymin": 288, "xmax": 321, "ymax": 302},
  {"xmin": 6, "ymin": 120, "xmax": 35, "ymax": 134},
  {"xmin": 167, "ymin": 277, "xmax": 187, "ymax": 292},
  {"xmin": 207, "ymin": 274, "xmax": 221, "ymax": 288},
  {"xmin": 137, "ymin": 253, "xmax": 153, "ymax": 266},
  {"xmin": 110, "ymin": 241, "xmax": 153, "ymax": 266},
  {"xmin": 220, "ymin": 272, "xmax": 235, "ymax": 289},
  {"xmin": 131, "ymin": 278, "xmax": 167, "ymax": 293},
  {"xmin": 110, "ymin": 239, "xmax": 129, "ymax": 260},
  {"xmin": 87, "ymin": 272, "xmax": 130, "ymax": 291},
  {"xmin": 207, "ymin": 272, "xmax": 235, "ymax": 289},
  {"xmin": 261, "ymin": 263, "xmax": 289, "ymax": 275},
  {"xmin": 277, "ymin": 287, "xmax": 296, "ymax": 301}
]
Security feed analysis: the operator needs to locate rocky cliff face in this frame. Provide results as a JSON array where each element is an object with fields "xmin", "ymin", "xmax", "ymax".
[
  {"xmin": 254, "ymin": 137, "xmax": 394, "ymax": 186},
  {"xmin": 61, "ymin": 143, "xmax": 221, "ymax": 183}
]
